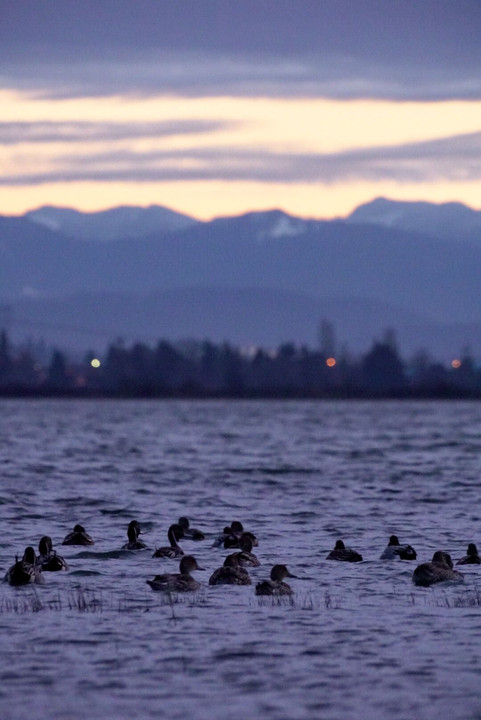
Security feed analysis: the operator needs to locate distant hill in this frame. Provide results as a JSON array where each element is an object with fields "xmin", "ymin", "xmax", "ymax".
[
  {"xmin": 11, "ymin": 288, "xmax": 481, "ymax": 361},
  {"xmin": 1, "ymin": 201, "xmax": 480, "ymax": 360},
  {"xmin": 347, "ymin": 197, "xmax": 481, "ymax": 241},
  {"xmin": 25, "ymin": 204, "xmax": 198, "ymax": 240}
]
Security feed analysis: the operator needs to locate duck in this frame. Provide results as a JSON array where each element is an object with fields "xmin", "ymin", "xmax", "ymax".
[
  {"xmin": 327, "ymin": 539, "xmax": 363, "ymax": 562},
  {"xmin": 413, "ymin": 551, "xmax": 464, "ymax": 587},
  {"xmin": 178, "ymin": 517, "xmax": 205, "ymax": 541},
  {"xmin": 380, "ymin": 535, "xmax": 417, "ymax": 560},
  {"xmin": 209, "ymin": 554, "xmax": 252, "ymax": 585},
  {"xmin": 212, "ymin": 520, "xmax": 245, "ymax": 548},
  {"xmin": 62, "ymin": 524, "xmax": 95, "ymax": 546},
  {"xmin": 4, "ymin": 547, "xmax": 43, "ymax": 586},
  {"xmin": 152, "ymin": 524, "xmax": 185, "ymax": 558},
  {"xmin": 229, "ymin": 520, "xmax": 244, "ymax": 535},
  {"xmin": 146, "ymin": 555, "xmax": 204, "ymax": 592},
  {"xmin": 232, "ymin": 535, "xmax": 260, "ymax": 567},
  {"xmin": 122, "ymin": 520, "xmax": 147, "ymax": 550},
  {"xmin": 36, "ymin": 535, "xmax": 69, "ymax": 571},
  {"xmin": 224, "ymin": 530, "xmax": 259, "ymax": 550},
  {"xmin": 456, "ymin": 543, "xmax": 481, "ymax": 565},
  {"xmin": 255, "ymin": 564, "xmax": 297, "ymax": 596}
]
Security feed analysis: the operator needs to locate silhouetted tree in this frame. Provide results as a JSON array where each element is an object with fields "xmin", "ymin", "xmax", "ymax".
[
  {"xmin": 361, "ymin": 341, "xmax": 406, "ymax": 394},
  {"xmin": 451, "ymin": 350, "xmax": 479, "ymax": 392},
  {"xmin": 409, "ymin": 349, "xmax": 449, "ymax": 394},
  {"xmin": 153, "ymin": 340, "xmax": 186, "ymax": 391},
  {"xmin": 296, "ymin": 346, "xmax": 327, "ymax": 394},
  {"xmin": 102, "ymin": 342, "xmax": 130, "ymax": 392},
  {"xmin": 199, "ymin": 341, "xmax": 223, "ymax": 391},
  {"xmin": 11, "ymin": 348, "xmax": 38, "ymax": 386},
  {"xmin": 47, "ymin": 349, "xmax": 70, "ymax": 389},
  {"xmin": 0, "ymin": 330, "xmax": 12, "ymax": 383},
  {"xmin": 219, "ymin": 343, "xmax": 245, "ymax": 394},
  {"xmin": 130, "ymin": 342, "xmax": 155, "ymax": 394},
  {"xmin": 2, "ymin": 328, "xmax": 480, "ymax": 398},
  {"xmin": 247, "ymin": 348, "xmax": 275, "ymax": 391}
]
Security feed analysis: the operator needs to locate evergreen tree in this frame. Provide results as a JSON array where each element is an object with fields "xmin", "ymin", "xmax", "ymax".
[
  {"xmin": 0, "ymin": 330, "xmax": 12, "ymax": 383},
  {"xmin": 361, "ymin": 341, "xmax": 406, "ymax": 394},
  {"xmin": 47, "ymin": 349, "xmax": 70, "ymax": 389}
]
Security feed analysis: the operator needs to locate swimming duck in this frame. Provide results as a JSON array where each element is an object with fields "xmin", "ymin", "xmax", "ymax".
[
  {"xmin": 327, "ymin": 539, "xmax": 363, "ymax": 562},
  {"xmin": 229, "ymin": 520, "xmax": 244, "ymax": 535},
  {"xmin": 122, "ymin": 520, "xmax": 147, "ymax": 550},
  {"xmin": 152, "ymin": 524, "xmax": 185, "ymax": 558},
  {"xmin": 37, "ymin": 535, "xmax": 69, "ymax": 571},
  {"xmin": 146, "ymin": 555, "xmax": 204, "ymax": 592},
  {"xmin": 213, "ymin": 521, "xmax": 245, "ymax": 548},
  {"xmin": 62, "ymin": 524, "xmax": 95, "ymax": 546},
  {"xmin": 4, "ymin": 547, "xmax": 43, "ymax": 586},
  {"xmin": 413, "ymin": 551, "xmax": 464, "ymax": 587},
  {"xmin": 232, "ymin": 535, "xmax": 260, "ymax": 567},
  {"xmin": 456, "ymin": 543, "xmax": 481, "ymax": 565},
  {"xmin": 255, "ymin": 564, "xmax": 297, "ymax": 596},
  {"xmin": 209, "ymin": 554, "xmax": 252, "ymax": 585},
  {"xmin": 380, "ymin": 535, "xmax": 417, "ymax": 560},
  {"xmin": 224, "ymin": 530, "xmax": 259, "ymax": 550},
  {"xmin": 178, "ymin": 517, "xmax": 205, "ymax": 541}
]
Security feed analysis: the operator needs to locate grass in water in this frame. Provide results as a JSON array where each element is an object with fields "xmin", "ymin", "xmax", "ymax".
[
  {"xmin": 0, "ymin": 586, "xmax": 210, "ymax": 614},
  {"xmin": 408, "ymin": 585, "xmax": 481, "ymax": 608}
]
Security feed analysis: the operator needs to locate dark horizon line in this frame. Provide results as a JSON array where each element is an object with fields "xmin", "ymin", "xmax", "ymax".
[{"xmin": 0, "ymin": 386, "xmax": 479, "ymax": 402}]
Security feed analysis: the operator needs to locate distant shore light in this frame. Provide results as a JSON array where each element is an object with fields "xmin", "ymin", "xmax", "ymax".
[
  {"xmin": 326, "ymin": 357, "xmax": 336, "ymax": 368},
  {"xmin": 451, "ymin": 359, "xmax": 462, "ymax": 369},
  {"xmin": 91, "ymin": 358, "xmax": 101, "ymax": 368}
]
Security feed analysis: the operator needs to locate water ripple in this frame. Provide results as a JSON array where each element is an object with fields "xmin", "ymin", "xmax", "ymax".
[{"xmin": 0, "ymin": 399, "xmax": 481, "ymax": 720}]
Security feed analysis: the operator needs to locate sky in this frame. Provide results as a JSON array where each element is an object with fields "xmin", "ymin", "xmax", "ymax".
[{"xmin": 1, "ymin": 0, "xmax": 481, "ymax": 220}]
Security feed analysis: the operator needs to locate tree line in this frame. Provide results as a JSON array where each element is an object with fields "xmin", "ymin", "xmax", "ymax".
[{"xmin": 0, "ymin": 330, "xmax": 479, "ymax": 398}]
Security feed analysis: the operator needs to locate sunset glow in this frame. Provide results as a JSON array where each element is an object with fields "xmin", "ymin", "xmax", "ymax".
[
  {"xmin": 2, "ymin": 91, "xmax": 481, "ymax": 218},
  {"xmin": 2, "ymin": 2, "xmax": 481, "ymax": 219}
]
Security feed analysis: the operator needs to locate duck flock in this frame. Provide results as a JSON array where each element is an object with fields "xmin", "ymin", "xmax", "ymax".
[{"xmin": 4, "ymin": 519, "xmax": 479, "ymax": 594}]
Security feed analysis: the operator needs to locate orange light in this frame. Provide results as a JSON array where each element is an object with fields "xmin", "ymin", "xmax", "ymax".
[
  {"xmin": 451, "ymin": 359, "xmax": 462, "ymax": 369},
  {"xmin": 326, "ymin": 357, "xmax": 336, "ymax": 368}
]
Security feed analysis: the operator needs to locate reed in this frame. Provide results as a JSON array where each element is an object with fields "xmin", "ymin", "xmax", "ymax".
[
  {"xmin": 0, "ymin": 585, "xmax": 211, "ymax": 614},
  {"xmin": 442, "ymin": 587, "xmax": 481, "ymax": 608},
  {"xmin": 407, "ymin": 586, "xmax": 481, "ymax": 608}
]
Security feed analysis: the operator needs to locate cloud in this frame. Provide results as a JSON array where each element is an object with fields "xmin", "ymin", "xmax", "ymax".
[
  {"xmin": 2, "ymin": 1, "xmax": 481, "ymax": 101},
  {"xmin": 315, "ymin": 134, "xmax": 481, "ymax": 184},
  {"xmin": 0, "ymin": 119, "xmax": 235, "ymax": 145},
  {"xmin": 3, "ymin": 132, "xmax": 481, "ymax": 186},
  {"xmin": 4, "ymin": 53, "xmax": 481, "ymax": 103}
]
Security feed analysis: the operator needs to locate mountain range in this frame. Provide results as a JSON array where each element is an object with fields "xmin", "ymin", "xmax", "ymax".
[{"xmin": 1, "ymin": 198, "xmax": 480, "ymax": 360}]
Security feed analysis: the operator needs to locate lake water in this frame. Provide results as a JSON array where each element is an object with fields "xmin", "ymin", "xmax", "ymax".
[{"xmin": 1, "ymin": 399, "xmax": 481, "ymax": 720}]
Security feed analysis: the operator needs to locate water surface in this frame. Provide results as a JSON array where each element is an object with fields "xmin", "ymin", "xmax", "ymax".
[{"xmin": 1, "ymin": 399, "xmax": 481, "ymax": 720}]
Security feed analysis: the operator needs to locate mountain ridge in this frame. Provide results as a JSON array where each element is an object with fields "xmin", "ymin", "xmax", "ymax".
[
  {"xmin": 24, "ymin": 203, "xmax": 198, "ymax": 241},
  {"xmin": 346, "ymin": 196, "xmax": 481, "ymax": 240},
  {"xmin": 13, "ymin": 196, "xmax": 481, "ymax": 242},
  {"xmin": 1, "ymin": 198, "xmax": 479, "ymax": 359}
]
